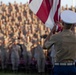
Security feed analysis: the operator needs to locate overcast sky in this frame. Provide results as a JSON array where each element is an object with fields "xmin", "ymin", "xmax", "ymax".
[
  {"xmin": 0, "ymin": 0, "xmax": 28, "ymax": 4},
  {"xmin": 0, "ymin": 0, "xmax": 76, "ymax": 7},
  {"xmin": 61, "ymin": 0, "xmax": 76, "ymax": 7}
]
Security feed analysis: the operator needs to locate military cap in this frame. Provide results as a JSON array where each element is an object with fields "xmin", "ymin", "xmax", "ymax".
[{"xmin": 61, "ymin": 10, "xmax": 76, "ymax": 24}]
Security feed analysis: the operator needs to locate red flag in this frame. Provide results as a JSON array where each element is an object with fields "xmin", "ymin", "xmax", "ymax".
[{"xmin": 29, "ymin": 0, "xmax": 61, "ymax": 29}]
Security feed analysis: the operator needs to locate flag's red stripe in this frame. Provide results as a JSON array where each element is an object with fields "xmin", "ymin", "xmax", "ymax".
[
  {"xmin": 54, "ymin": 0, "xmax": 61, "ymax": 23},
  {"xmin": 36, "ymin": 0, "xmax": 53, "ymax": 23},
  {"xmin": 58, "ymin": 0, "xmax": 61, "ymax": 21},
  {"xmin": 29, "ymin": 0, "xmax": 32, "ymax": 3}
]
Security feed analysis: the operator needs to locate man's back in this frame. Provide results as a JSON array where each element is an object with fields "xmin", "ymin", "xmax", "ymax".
[
  {"xmin": 52, "ymin": 29, "xmax": 76, "ymax": 62},
  {"xmin": 45, "ymin": 29, "xmax": 76, "ymax": 62},
  {"xmin": 44, "ymin": 10, "xmax": 76, "ymax": 75}
]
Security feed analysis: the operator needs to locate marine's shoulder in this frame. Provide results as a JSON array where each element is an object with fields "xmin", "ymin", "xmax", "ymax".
[{"xmin": 51, "ymin": 32, "xmax": 62, "ymax": 38}]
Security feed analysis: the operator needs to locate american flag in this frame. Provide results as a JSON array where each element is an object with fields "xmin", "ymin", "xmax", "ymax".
[{"xmin": 29, "ymin": 0, "xmax": 61, "ymax": 29}]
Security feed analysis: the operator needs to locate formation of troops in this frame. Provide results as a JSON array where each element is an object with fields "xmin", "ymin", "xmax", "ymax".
[{"xmin": 0, "ymin": 1, "xmax": 75, "ymax": 74}]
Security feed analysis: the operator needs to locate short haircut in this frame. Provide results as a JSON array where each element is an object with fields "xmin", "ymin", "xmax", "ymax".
[{"xmin": 62, "ymin": 22, "xmax": 73, "ymax": 29}]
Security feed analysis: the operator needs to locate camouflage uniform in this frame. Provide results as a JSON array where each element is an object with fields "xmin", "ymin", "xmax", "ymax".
[
  {"xmin": 34, "ymin": 44, "xmax": 45, "ymax": 73},
  {"xmin": 0, "ymin": 45, "xmax": 7, "ymax": 70},
  {"xmin": 11, "ymin": 44, "xmax": 20, "ymax": 71}
]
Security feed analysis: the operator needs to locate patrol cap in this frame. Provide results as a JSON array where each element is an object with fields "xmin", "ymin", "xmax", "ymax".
[
  {"xmin": 61, "ymin": 10, "xmax": 76, "ymax": 24},
  {"xmin": 0, "ymin": 36, "xmax": 4, "ymax": 41},
  {"xmin": 32, "ymin": 39, "xmax": 37, "ymax": 43}
]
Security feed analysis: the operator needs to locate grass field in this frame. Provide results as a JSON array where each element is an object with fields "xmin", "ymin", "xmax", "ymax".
[
  {"xmin": 0, "ymin": 73, "xmax": 38, "ymax": 75},
  {"xmin": 0, "ymin": 65, "xmax": 51, "ymax": 75},
  {"xmin": 0, "ymin": 73, "xmax": 49, "ymax": 75},
  {"xmin": 0, "ymin": 71, "xmax": 50, "ymax": 75}
]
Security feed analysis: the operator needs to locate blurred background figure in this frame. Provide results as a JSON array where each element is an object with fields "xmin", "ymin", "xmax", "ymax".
[
  {"xmin": 11, "ymin": 40, "xmax": 20, "ymax": 71},
  {"xmin": 0, "ymin": 38, "xmax": 7, "ymax": 70},
  {"xmin": 32, "ymin": 40, "xmax": 45, "ymax": 73}
]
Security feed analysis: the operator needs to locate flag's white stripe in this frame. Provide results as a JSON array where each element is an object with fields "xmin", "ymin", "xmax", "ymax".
[
  {"xmin": 45, "ymin": 0, "xmax": 59, "ymax": 29},
  {"xmin": 29, "ymin": 0, "xmax": 43, "ymax": 14},
  {"xmin": 58, "ymin": 7, "xmax": 61, "ymax": 20}
]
